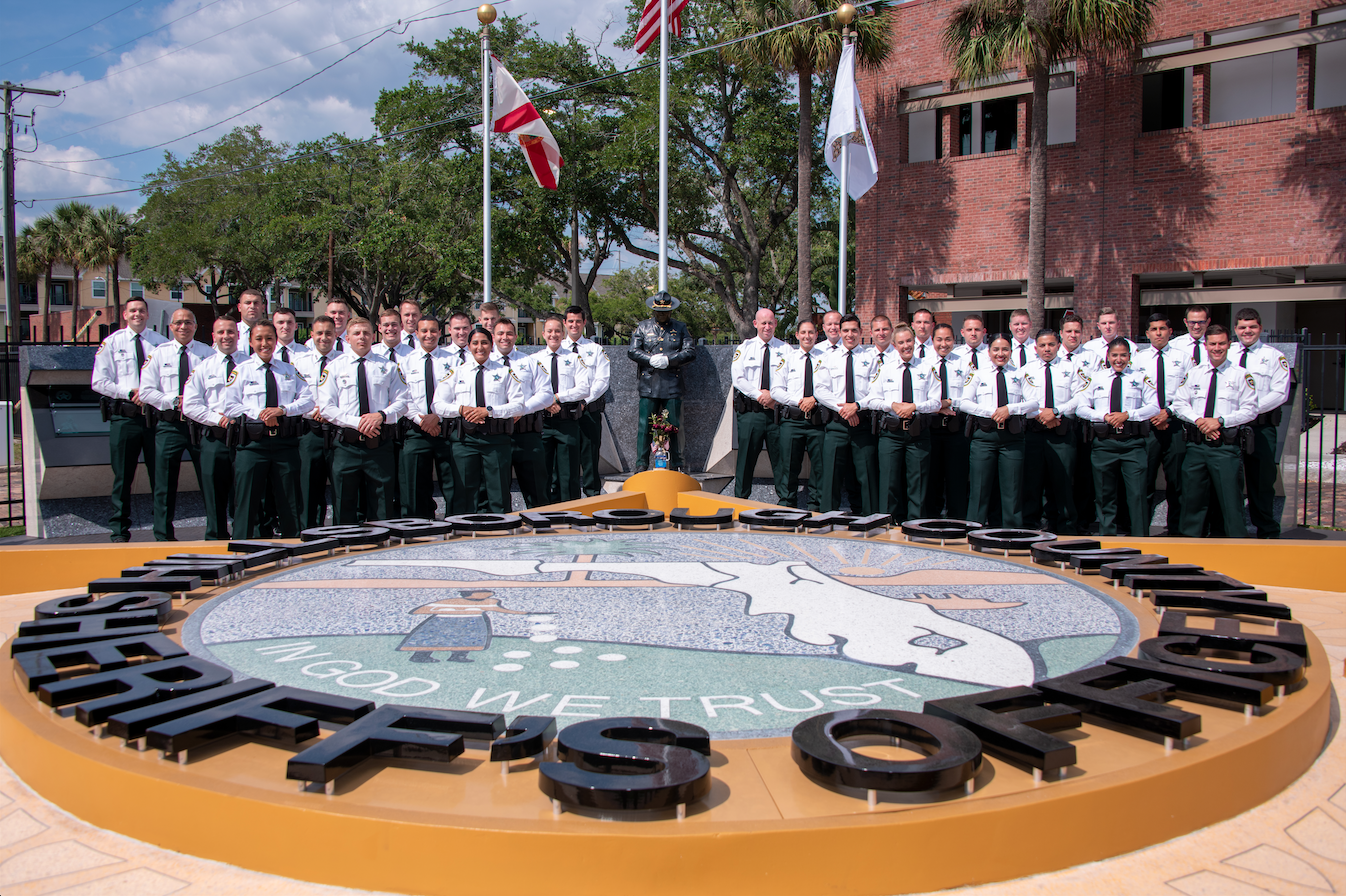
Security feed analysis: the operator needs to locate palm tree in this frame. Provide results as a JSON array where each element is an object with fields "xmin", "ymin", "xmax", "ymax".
[
  {"xmin": 20, "ymin": 215, "xmax": 60, "ymax": 342},
  {"xmin": 52, "ymin": 201, "xmax": 96, "ymax": 342},
  {"xmin": 86, "ymin": 206, "xmax": 135, "ymax": 326},
  {"xmin": 729, "ymin": 0, "xmax": 892, "ymax": 324},
  {"xmin": 943, "ymin": 0, "xmax": 1156, "ymax": 328}
]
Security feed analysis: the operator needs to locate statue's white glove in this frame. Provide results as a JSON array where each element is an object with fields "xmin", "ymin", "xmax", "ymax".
[{"xmin": 650, "ymin": 353, "xmax": 669, "ymax": 369}]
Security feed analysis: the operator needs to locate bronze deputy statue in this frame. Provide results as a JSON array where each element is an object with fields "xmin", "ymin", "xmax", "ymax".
[{"xmin": 629, "ymin": 292, "xmax": 696, "ymax": 471}]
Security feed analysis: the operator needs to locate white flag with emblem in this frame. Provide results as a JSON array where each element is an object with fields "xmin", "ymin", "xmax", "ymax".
[{"xmin": 824, "ymin": 41, "xmax": 878, "ymax": 200}]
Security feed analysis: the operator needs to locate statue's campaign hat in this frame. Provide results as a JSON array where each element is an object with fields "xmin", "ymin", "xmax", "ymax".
[{"xmin": 646, "ymin": 291, "xmax": 681, "ymax": 311}]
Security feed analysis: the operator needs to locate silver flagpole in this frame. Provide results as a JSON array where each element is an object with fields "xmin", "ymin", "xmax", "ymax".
[
  {"xmin": 836, "ymin": 5, "xmax": 856, "ymax": 316},
  {"xmin": 480, "ymin": 5, "xmax": 496, "ymax": 305},
  {"xmin": 657, "ymin": 0, "xmax": 669, "ymax": 293}
]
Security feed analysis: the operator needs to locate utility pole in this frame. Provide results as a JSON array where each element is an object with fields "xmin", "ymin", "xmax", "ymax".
[{"xmin": 3, "ymin": 81, "xmax": 62, "ymax": 342}]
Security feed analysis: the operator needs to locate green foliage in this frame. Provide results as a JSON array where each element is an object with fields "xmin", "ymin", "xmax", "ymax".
[{"xmin": 591, "ymin": 264, "xmax": 732, "ymax": 339}]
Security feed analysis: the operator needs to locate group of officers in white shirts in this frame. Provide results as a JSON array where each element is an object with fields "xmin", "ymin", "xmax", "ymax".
[
  {"xmin": 731, "ymin": 303, "xmax": 1291, "ymax": 538},
  {"xmin": 92, "ymin": 288, "xmax": 610, "ymax": 541}
]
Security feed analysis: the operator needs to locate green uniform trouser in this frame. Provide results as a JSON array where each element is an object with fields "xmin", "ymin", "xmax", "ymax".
[
  {"xmin": 455, "ymin": 430, "xmax": 512, "ymax": 513},
  {"xmin": 108, "ymin": 414, "xmax": 155, "ymax": 539},
  {"xmin": 779, "ymin": 416, "xmax": 824, "ymax": 510},
  {"xmin": 925, "ymin": 418, "xmax": 969, "ymax": 519},
  {"xmin": 877, "ymin": 426, "xmax": 930, "ymax": 523},
  {"xmin": 234, "ymin": 436, "xmax": 301, "ymax": 538},
  {"xmin": 152, "ymin": 419, "xmax": 201, "ymax": 542},
  {"xmin": 1244, "ymin": 422, "xmax": 1280, "ymax": 538},
  {"xmin": 1023, "ymin": 425, "xmax": 1078, "ymax": 534},
  {"xmin": 510, "ymin": 430, "xmax": 548, "ymax": 508},
  {"xmin": 735, "ymin": 405, "xmax": 782, "ymax": 500},
  {"xmin": 1146, "ymin": 423, "xmax": 1186, "ymax": 534},
  {"xmin": 636, "ymin": 397, "xmax": 683, "ymax": 472},
  {"xmin": 1091, "ymin": 436, "xmax": 1149, "ymax": 536},
  {"xmin": 579, "ymin": 407, "xmax": 604, "ymax": 496},
  {"xmin": 299, "ymin": 429, "xmax": 332, "ymax": 529},
  {"xmin": 1074, "ymin": 437, "xmax": 1097, "ymax": 530},
  {"xmin": 1180, "ymin": 437, "xmax": 1247, "ymax": 538},
  {"xmin": 331, "ymin": 440, "xmax": 396, "ymax": 525},
  {"xmin": 199, "ymin": 430, "xmax": 234, "ymax": 540},
  {"xmin": 967, "ymin": 425, "xmax": 1025, "ymax": 528},
  {"xmin": 822, "ymin": 418, "xmax": 878, "ymax": 514},
  {"xmin": 544, "ymin": 418, "xmax": 582, "ymax": 503},
  {"xmin": 401, "ymin": 427, "xmax": 458, "ymax": 518}
]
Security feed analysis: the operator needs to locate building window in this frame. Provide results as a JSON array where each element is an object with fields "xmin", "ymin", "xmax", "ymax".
[
  {"xmin": 170, "ymin": 286, "xmax": 184, "ymax": 302},
  {"xmin": 906, "ymin": 82, "xmax": 945, "ymax": 163},
  {"xmin": 1141, "ymin": 38, "xmax": 1193, "ymax": 132},
  {"xmin": 91, "ymin": 278, "xmax": 106, "ymax": 300},
  {"xmin": 1208, "ymin": 17, "xmax": 1298, "ymax": 124},
  {"xmin": 287, "ymin": 288, "xmax": 311, "ymax": 312},
  {"xmin": 1315, "ymin": 7, "xmax": 1346, "ymax": 109},
  {"xmin": 49, "ymin": 282, "xmax": 71, "ymax": 306},
  {"xmin": 130, "ymin": 281, "xmax": 144, "ymax": 299},
  {"xmin": 959, "ymin": 97, "xmax": 1017, "ymax": 154},
  {"xmin": 18, "ymin": 282, "xmax": 35, "ymax": 303},
  {"xmin": 1047, "ymin": 61, "xmax": 1077, "ymax": 145}
]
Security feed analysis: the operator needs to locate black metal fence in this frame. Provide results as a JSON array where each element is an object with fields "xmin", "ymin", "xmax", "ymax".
[
  {"xmin": 1298, "ymin": 333, "xmax": 1345, "ymax": 530},
  {"xmin": 0, "ymin": 342, "xmax": 23, "ymax": 529}
]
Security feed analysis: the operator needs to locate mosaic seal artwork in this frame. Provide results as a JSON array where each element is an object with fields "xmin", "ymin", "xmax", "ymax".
[{"xmin": 183, "ymin": 531, "xmax": 1140, "ymax": 738}]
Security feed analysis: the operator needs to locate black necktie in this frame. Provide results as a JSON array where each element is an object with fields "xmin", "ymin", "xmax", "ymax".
[
  {"xmin": 1192, "ymin": 340, "xmax": 1201, "ymax": 364},
  {"xmin": 970, "ymin": 350, "xmax": 979, "ymax": 369},
  {"xmin": 225, "ymin": 354, "xmax": 236, "ymax": 378},
  {"xmin": 134, "ymin": 333, "xmax": 145, "ymax": 369},
  {"xmin": 387, "ymin": 345, "xmax": 397, "ymax": 362},
  {"xmin": 845, "ymin": 350, "xmax": 856, "ymax": 404},
  {"xmin": 177, "ymin": 345, "xmax": 189, "ymax": 397},
  {"xmin": 1204, "ymin": 369, "xmax": 1219, "ymax": 418},
  {"xmin": 264, "ymin": 361, "xmax": 278, "ymax": 408},
  {"xmin": 902, "ymin": 363, "xmax": 913, "ymax": 403},
  {"xmin": 424, "ymin": 354, "xmax": 435, "ymax": 414},
  {"xmin": 406, "ymin": 334, "xmax": 415, "ymax": 348},
  {"xmin": 356, "ymin": 358, "xmax": 370, "ymax": 415},
  {"xmin": 919, "ymin": 344, "xmax": 926, "ymax": 359},
  {"xmin": 803, "ymin": 352, "xmax": 813, "ymax": 399},
  {"xmin": 1240, "ymin": 346, "xmax": 1250, "ymax": 368},
  {"xmin": 1044, "ymin": 362, "xmax": 1055, "ymax": 410},
  {"xmin": 1019, "ymin": 344, "xmax": 1027, "ymax": 367},
  {"xmin": 760, "ymin": 344, "xmax": 771, "ymax": 389},
  {"xmin": 280, "ymin": 345, "xmax": 289, "ymax": 364},
  {"xmin": 1156, "ymin": 348, "xmax": 1166, "ymax": 406},
  {"xmin": 551, "ymin": 352, "xmax": 560, "ymax": 394},
  {"xmin": 939, "ymin": 358, "xmax": 949, "ymax": 400},
  {"xmin": 475, "ymin": 365, "xmax": 486, "ymax": 408},
  {"xmin": 458, "ymin": 348, "xmax": 466, "ymax": 364},
  {"xmin": 336, "ymin": 337, "xmax": 344, "ymax": 352},
  {"xmin": 1110, "ymin": 372, "xmax": 1124, "ymax": 413},
  {"xmin": 319, "ymin": 355, "xmax": 329, "ymax": 376},
  {"xmin": 996, "ymin": 367, "xmax": 1008, "ymax": 407}
]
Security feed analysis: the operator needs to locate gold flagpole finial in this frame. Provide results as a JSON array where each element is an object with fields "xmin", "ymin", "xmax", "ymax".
[
  {"xmin": 836, "ymin": 3, "xmax": 856, "ymax": 26},
  {"xmin": 478, "ymin": 4, "xmax": 497, "ymax": 24}
]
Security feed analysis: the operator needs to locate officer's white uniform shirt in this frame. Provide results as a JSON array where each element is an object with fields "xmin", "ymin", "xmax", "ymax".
[
  {"xmin": 1020, "ymin": 356, "xmax": 1083, "ymax": 417},
  {"xmin": 731, "ymin": 336, "xmax": 788, "ymax": 399},
  {"xmin": 870, "ymin": 344, "xmax": 900, "ymax": 377},
  {"xmin": 305, "ymin": 334, "xmax": 354, "ymax": 356},
  {"xmin": 1082, "ymin": 336, "xmax": 1139, "ymax": 365},
  {"xmin": 562, "ymin": 336, "xmax": 611, "ymax": 403},
  {"xmin": 182, "ymin": 349, "xmax": 248, "ymax": 426},
  {"xmin": 1007, "ymin": 338, "xmax": 1036, "ymax": 371},
  {"xmin": 1170, "ymin": 360, "xmax": 1259, "ymax": 427},
  {"xmin": 959, "ymin": 364, "xmax": 1041, "ymax": 418},
  {"xmin": 293, "ymin": 348, "xmax": 343, "ymax": 419},
  {"xmin": 951, "ymin": 343, "xmax": 990, "ymax": 371},
  {"xmin": 1234, "ymin": 339, "xmax": 1291, "ymax": 414},
  {"xmin": 817, "ymin": 344, "xmax": 882, "ymax": 411},
  {"xmin": 220, "ymin": 356, "xmax": 315, "ymax": 420},
  {"xmin": 865, "ymin": 356, "xmax": 942, "ymax": 414},
  {"xmin": 1171, "ymin": 332, "xmax": 1208, "ymax": 368},
  {"xmin": 443, "ymin": 342, "xmax": 471, "ymax": 367},
  {"xmin": 1133, "ymin": 343, "xmax": 1193, "ymax": 411},
  {"xmin": 770, "ymin": 346, "xmax": 826, "ymax": 408},
  {"xmin": 492, "ymin": 349, "xmax": 555, "ymax": 416},
  {"xmin": 927, "ymin": 352, "xmax": 973, "ymax": 405},
  {"xmin": 914, "ymin": 337, "xmax": 935, "ymax": 362},
  {"xmin": 533, "ymin": 346, "xmax": 591, "ymax": 405},
  {"xmin": 273, "ymin": 340, "xmax": 311, "ymax": 366},
  {"xmin": 237, "ymin": 321, "xmax": 251, "ymax": 351},
  {"xmin": 317, "ymin": 353, "xmax": 409, "ymax": 430},
  {"xmin": 400, "ymin": 330, "xmax": 418, "ymax": 350},
  {"xmin": 433, "ymin": 357, "xmax": 525, "ymax": 419},
  {"xmin": 820, "ymin": 337, "xmax": 844, "ymax": 357},
  {"xmin": 93, "ymin": 327, "xmax": 168, "ymax": 399},
  {"xmin": 401, "ymin": 346, "xmax": 460, "ymax": 423},
  {"xmin": 139, "ymin": 339, "xmax": 214, "ymax": 411},
  {"xmin": 1074, "ymin": 366, "xmax": 1159, "ymax": 423},
  {"xmin": 373, "ymin": 341, "xmax": 412, "ymax": 364},
  {"xmin": 1061, "ymin": 345, "xmax": 1103, "ymax": 378}
]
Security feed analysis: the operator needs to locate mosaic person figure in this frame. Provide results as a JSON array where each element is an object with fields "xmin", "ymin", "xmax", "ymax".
[
  {"xmin": 629, "ymin": 292, "xmax": 696, "ymax": 472},
  {"xmin": 399, "ymin": 590, "xmax": 525, "ymax": 664},
  {"xmin": 92, "ymin": 297, "xmax": 167, "ymax": 542}
]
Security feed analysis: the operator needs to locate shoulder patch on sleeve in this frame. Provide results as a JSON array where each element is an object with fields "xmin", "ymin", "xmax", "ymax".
[
  {"xmin": 1178, "ymin": 372, "xmax": 1189, "ymax": 387},
  {"xmin": 1143, "ymin": 374, "xmax": 1154, "ymax": 387},
  {"xmin": 397, "ymin": 368, "xmax": 407, "ymax": 384},
  {"xmin": 1245, "ymin": 374, "xmax": 1256, "ymax": 390},
  {"xmin": 732, "ymin": 348, "xmax": 742, "ymax": 362},
  {"xmin": 318, "ymin": 369, "xmax": 329, "ymax": 386},
  {"xmin": 510, "ymin": 370, "xmax": 522, "ymax": 383},
  {"xmin": 440, "ymin": 369, "xmax": 454, "ymax": 382},
  {"xmin": 1280, "ymin": 356, "xmax": 1289, "ymax": 370},
  {"xmin": 226, "ymin": 369, "xmax": 239, "ymax": 385},
  {"xmin": 963, "ymin": 372, "xmax": 975, "ymax": 386},
  {"xmin": 293, "ymin": 369, "xmax": 308, "ymax": 383}
]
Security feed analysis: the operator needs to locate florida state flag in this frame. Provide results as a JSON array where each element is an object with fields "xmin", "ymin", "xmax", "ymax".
[{"xmin": 491, "ymin": 57, "xmax": 563, "ymax": 190}]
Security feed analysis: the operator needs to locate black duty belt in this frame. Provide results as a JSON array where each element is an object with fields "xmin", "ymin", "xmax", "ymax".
[
  {"xmin": 241, "ymin": 417, "xmax": 303, "ymax": 442},
  {"xmin": 1253, "ymin": 409, "xmax": 1282, "ymax": 427},
  {"xmin": 100, "ymin": 396, "xmax": 145, "ymax": 421},
  {"xmin": 1184, "ymin": 422, "xmax": 1250, "ymax": 449},
  {"xmin": 335, "ymin": 426, "xmax": 390, "ymax": 449},
  {"xmin": 734, "ymin": 392, "xmax": 775, "ymax": 414},
  {"xmin": 780, "ymin": 406, "xmax": 823, "ymax": 424},
  {"xmin": 968, "ymin": 415, "xmax": 1025, "ymax": 435},
  {"xmin": 1027, "ymin": 416, "xmax": 1076, "ymax": 435},
  {"xmin": 549, "ymin": 401, "xmax": 586, "ymax": 422},
  {"xmin": 929, "ymin": 411, "xmax": 964, "ymax": 431},
  {"xmin": 204, "ymin": 424, "xmax": 231, "ymax": 442},
  {"xmin": 459, "ymin": 418, "xmax": 514, "ymax": 437},
  {"xmin": 877, "ymin": 414, "xmax": 924, "ymax": 437},
  {"xmin": 587, "ymin": 396, "xmax": 607, "ymax": 415},
  {"xmin": 154, "ymin": 407, "xmax": 187, "ymax": 424},
  {"xmin": 1091, "ymin": 420, "xmax": 1151, "ymax": 441}
]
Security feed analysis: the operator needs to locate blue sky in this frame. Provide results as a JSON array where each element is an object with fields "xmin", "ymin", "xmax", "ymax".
[{"xmin": 1, "ymin": 0, "xmax": 637, "ymax": 229}]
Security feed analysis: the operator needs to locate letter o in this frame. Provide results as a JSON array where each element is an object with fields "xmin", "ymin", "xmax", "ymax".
[{"xmin": 334, "ymin": 670, "xmax": 401, "ymax": 688}]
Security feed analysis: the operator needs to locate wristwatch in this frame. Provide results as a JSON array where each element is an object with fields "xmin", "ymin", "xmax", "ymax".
[{"xmin": 486, "ymin": 406, "xmax": 494, "ymax": 417}]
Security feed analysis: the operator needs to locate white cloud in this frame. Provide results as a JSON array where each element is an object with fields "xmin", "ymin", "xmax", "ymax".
[{"xmin": 14, "ymin": 145, "xmax": 132, "ymax": 227}]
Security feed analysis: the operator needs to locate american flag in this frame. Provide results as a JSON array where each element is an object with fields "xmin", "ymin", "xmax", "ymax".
[{"xmin": 634, "ymin": 0, "xmax": 691, "ymax": 54}]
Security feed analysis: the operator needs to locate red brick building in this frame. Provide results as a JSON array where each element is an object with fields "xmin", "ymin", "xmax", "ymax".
[{"xmin": 854, "ymin": 0, "xmax": 1346, "ymax": 343}]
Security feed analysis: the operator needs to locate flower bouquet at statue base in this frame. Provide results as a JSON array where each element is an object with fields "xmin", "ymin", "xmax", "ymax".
[{"xmin": 649, "ymin": 409, "xmax": 679, "ymax": 470}]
